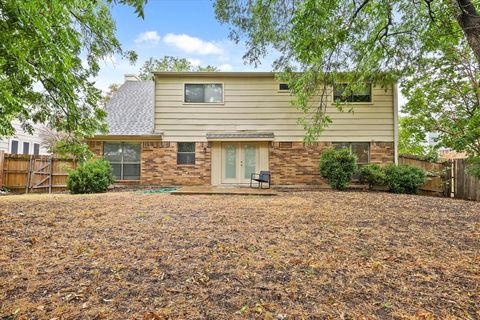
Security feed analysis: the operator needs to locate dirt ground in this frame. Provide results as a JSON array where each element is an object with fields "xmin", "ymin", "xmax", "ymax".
[{"xmin": 0, "ymin": 191, "xmax": 479, "ymax": 319}]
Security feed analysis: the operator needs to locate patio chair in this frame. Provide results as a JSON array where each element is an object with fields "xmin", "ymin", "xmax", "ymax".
[{"xmin": 250, "ymin": 171, "xmax": 271, "ymax": 189}]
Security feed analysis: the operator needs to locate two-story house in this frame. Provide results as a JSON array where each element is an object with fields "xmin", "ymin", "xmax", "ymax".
[{"xmin": 87, "ymin": 72, "xmax": 398, "ymax": 187}]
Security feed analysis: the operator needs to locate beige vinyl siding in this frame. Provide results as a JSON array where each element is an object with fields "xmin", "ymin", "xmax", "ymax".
[
  {"xmin": 154, "ymin": 75, "xmax": 395, "ymax": 142},
  {"xmin": 0, "ymin": 120, "xmax": 50, "ymax": 154}
]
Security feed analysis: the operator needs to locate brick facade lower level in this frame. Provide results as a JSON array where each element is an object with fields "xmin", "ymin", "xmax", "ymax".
[{"xmin": 87, "ymin": 140, "xmax": 395, "ymax": 187}]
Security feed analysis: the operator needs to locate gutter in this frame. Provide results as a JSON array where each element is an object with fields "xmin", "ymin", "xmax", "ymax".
[{"xmin": 393, "ymin": 82, "xmax": 399, "ymax": 164}]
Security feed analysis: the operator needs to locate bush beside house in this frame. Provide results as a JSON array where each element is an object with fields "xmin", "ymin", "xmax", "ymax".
[
  {"xmin": 67, "ymin": 158, "xmax": 115, "ymax": 194},
  {"xmin": 384, "ymin": 164, "xmax": 427, "ymax": 194},
  {"xmin": 359, "ymin": 164, "xmax": 386, "ymax": 190},
  {"xmin": 318, "ymin": 148, "xmax": 357, "ymax": 190},
  {"xmin": 319, "ymin": 149, "xmax": 427, "ymax": 194}
]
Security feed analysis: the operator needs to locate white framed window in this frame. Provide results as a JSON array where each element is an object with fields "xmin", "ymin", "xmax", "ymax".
[
  {"xmin": 10, "ymin": 140, "xmax": 19, "ymax": 154},
  {"xmin": 104, "ymin": 142, "xmax": 141, "ymax": 180},
  {"xmin": 22, "ymin": 142, "xmax": 30, "ymax": 155},
  {"xmin": 334, "ymin": 83, "xmax": 372, "ymax": 102},
  {"xmin": 177, "ymin": 142, "xmax": 195, "ymax": 165},
  {"xmin": 279, "ymin": 83, "xmax": 289, "ymax": 91},
  {"xmin": 33, "ymin": 143, "xmax": 40, "ymax": 155},
  {"xmin": 184, "ymin": 84, "xmax": 223, "ymax": 103}
]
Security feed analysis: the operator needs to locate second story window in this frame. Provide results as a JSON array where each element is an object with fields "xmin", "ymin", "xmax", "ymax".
[
  {"xmin": 334, "ymin": 83, "xmax": 372, "ymax": 102},
  {"xmin": 23, "ymin": 142, "xmax": 30, "ymax": 155},
  {"xmin": 10, "ymin": 140, "xmax": 18, "ymax": 154},
  {"xmin": 184, "ymin": 84, "xmax": 223, "ymax": 103}
]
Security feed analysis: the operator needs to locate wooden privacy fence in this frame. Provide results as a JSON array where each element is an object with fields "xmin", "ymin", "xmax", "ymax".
[
  {"xmin": 399, "ymin": 155, "xmax": 480, "ymax": 201},
  {"xmin": 398, "ymin": 155, "xmax": 448, "ymax": 196},
  {"xmin": 449, "ymin": 159, "xmax": 480, "ymax": 201},
  {"xmin": 0, "ymin": 151, "xmax": 76, "ymax": 193}
]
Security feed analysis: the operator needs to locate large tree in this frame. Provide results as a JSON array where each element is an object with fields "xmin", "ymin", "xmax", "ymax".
[
  {"xmin": 214, "ymin": 0, "xmax": 480, "ymax": 171},
  {"xmin": 138, "ymin": 56, "xmax": 219, "ymax": 80},
  {"xmin": 0, "ymin": 0, "xmax": 146, "ymax": 138}
]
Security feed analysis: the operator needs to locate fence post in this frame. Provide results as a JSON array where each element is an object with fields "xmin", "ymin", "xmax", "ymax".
[
  {"xmin": 26, "ymin": 155, "xmax": 32, "ymax": 194},
  {"xmin": 0, "ymin": 150, "xmax": 4, "ymax": 189},
  {"xmin": 49, "ymin": 158, "xmax": 53, "ymax": 194}
]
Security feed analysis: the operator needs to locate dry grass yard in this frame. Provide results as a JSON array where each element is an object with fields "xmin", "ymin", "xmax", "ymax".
[{"xmin": 0, "ymin": 191, "xmax": 479, "ymax": 319}]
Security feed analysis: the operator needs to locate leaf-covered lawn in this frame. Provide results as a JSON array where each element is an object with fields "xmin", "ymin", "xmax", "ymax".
[{"xmin": 0, "ymin": 191, "xmax": 479, "ymax": 319}]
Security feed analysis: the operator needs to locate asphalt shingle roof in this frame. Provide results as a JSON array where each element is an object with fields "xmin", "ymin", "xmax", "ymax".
[{"xmin": 105, "ymin": 80, "xmax": 154, "ymax": 135}]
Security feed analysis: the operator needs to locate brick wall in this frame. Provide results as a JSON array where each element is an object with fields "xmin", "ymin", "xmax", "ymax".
[
  {"xmin": 87, "ymin": 141, "xmax": 103, "ymax": 157},
  {"xmin": 87, "ymin": 139, "xmax": 394, "ymax": 186},
  {"xmin": 269, "ymin": 141, "xmax": 395, "ymax": 186},
  {"xmin": 370, "ymin": 141, "xmax": 395, "ymax": 165},
  {"xmin": 141, "ymin": 141, "xmax": 211, "ymax": 185},
  {"xmin": 269, "ymin": 142, "xmax": 332, "ymax": 185}
]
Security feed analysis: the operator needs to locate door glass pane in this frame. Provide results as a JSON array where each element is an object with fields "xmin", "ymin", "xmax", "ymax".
[
  {"xmin": 204, "ymin": 84, "xmax": 223, "ymax": 103},
  {"xmin": 244, "ymin": 144, "xmax": 256, "ymax": 179},
  {"xmin": 224, "ymin": 144, "xmax": 236, "ymax": 179},
  {"xmin": 123, "ymin": 143, "xmax": 140, "ymax": 162},
  {"xmin": 104, "ymin": 142, "xmax": 122, "ymax": 162}
]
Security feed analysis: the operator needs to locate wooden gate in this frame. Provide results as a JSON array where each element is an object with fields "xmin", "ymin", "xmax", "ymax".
[
  {"xmin": 0, "ymin": 151, "xmax": 76, "ymax": 193},
  {"xmin": 449, "ymin": 159, "xmax": 480, "ymax": 201}
]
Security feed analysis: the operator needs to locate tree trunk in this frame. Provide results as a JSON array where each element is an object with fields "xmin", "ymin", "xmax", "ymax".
[{"xmin": 453, "ymin": 0, "xmax": 480, "ymax": 64}]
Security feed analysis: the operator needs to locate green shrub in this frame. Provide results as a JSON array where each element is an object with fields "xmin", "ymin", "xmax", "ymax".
[
  {"xmin": 67, "ymin": 158, "xmax": 115, "ymax": 194},
  {"xmin": 384, "ymin": 164, "xmax": 426, "ymax": 194},
  {"xmin": 359, "ymin": 164, "xmax": 386, "ymax": 190},
  {"xmin": 318, "ymin": 148, "xmax": 357, "ymax": 190}
]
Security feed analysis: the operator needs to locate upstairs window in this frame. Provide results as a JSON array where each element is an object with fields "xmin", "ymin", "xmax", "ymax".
[
  {"xmin": 104, "ymin": 142, "xmax": 141, "ymax": 180},
  {"xmin": 177, "ymin": 142, "xmax": 195, "ymax": 165},
  {"xmin": 10, "ymin": 140, "xmax": 18, "ymax": 154},
  {"xmin": 33, "ymin": 143, "xmax": 40, "ymax": 155},
  {"xmin": 279, "ymin": 83, "xmax": 290, "ymax": 91},
  {"xmin": 23, "ymin": 142, "xmax": 30, "ymax": 155},
  {"xmin": 184, "ymin": 84, "xmax": 223, "ymax": 103},
  {"xmin": 334, "ymin": 83, "xmax": 372, "ymax": 102}
]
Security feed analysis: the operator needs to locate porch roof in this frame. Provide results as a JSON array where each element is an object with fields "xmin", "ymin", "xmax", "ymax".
[{"xmin": 206, "ymin": 132, "xmax": 274, "ymax": 141}]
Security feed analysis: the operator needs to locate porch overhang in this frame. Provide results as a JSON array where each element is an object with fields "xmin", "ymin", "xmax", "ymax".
[{"xmin": 206, "ymin": 132, "xmax": 275, "ymax": 142}]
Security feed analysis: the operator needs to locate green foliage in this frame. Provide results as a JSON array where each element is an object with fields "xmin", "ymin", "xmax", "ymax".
[
  {"xmin": 214, "ymin": 0, "xmax": 480, "ymax": 160},
  {"xmin": 402, "ymin": 42, "xmax": 479, "ymax": 168},
  {"xmin": 0, "ymin": 0, "xmax": 146, "ymax": 140},
  {"xmin": 466, "ymin": 156, "xmax": 480, "ymax": 179},
  {"xmin": 138, "ymin": 56, "xmax": 219, "ymax": 80},
  {"xmin": 318, "ymin": 148, "xmax": 357, "ymax": 190},
  {"xmin": 384, "ymin": 165, "xmax": 427, "ymax": 194},
  {"xmin": 67, "ymin": 158, "xmax": 115, "ymax": 194},
  {"xmin": 398, "ymin": 117, "xmax": 439, "ymax": 162},
  {"xmin": 359, "ymin": 164, "xmax": 386, "ymax": 190},
  {"xmin": 53, "ymin": 140, "xmax": 93, "ymax": 162}
]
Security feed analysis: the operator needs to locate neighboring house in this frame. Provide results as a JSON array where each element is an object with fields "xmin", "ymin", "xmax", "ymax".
[
  {"xmin": 0, "ymin": 120, "xmax": 50, "ymax": 155},
  {"xmin": 87, "ymin": 72, "xmax": 398, "ymax": 186}
]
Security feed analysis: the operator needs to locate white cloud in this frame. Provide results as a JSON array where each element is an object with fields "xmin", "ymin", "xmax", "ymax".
[
  {"xmin": 163, "ymin": 33, "xmax": 223, "ymax": 55},
  {"xmin": 187, "ymin": 58, "xmax": 201, "ymax": 67},
  {"xmin": 219, "ymin": 64, "xmax": 233, "ymax": 71},
  {"xmin": 134, "ymin": 31, "xmax": 161, "ymax": 45}
]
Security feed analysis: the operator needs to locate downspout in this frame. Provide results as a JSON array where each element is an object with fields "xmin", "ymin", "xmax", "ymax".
[{"xmin": 393, "ymin": 82, "xmax": 399, "ymax": 164}]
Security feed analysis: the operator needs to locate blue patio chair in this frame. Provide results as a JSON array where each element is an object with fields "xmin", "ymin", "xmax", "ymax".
[{"xmin": 250, "ymin": 171, "xmax": 271, "ymax": 189}]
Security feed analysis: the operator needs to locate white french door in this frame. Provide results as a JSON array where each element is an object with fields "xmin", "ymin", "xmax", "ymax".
[{"xmin": 221, "ymin": 142, "xmax": 259, "ymax": 184}]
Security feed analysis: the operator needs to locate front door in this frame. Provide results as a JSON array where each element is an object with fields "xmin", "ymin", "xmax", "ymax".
[{"xmin": 221, "ymin": 142, "xmax": 259, "ymax": 184}]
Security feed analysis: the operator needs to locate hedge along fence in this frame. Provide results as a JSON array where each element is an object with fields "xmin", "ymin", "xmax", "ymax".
[
  {"xmin": 0, "ymin": 151, "xmax": 76, "ymax": 193},
  {"xmin": 398, "ymin": 155, "xmax": 448, "ymax": 196}
]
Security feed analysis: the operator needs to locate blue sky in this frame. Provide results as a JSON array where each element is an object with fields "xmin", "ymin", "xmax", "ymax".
[
  {"xmin": 97, "ymin": 0, "xmax": 405, "ymax": 106},
  {"xmin": 95, "ymin": 0, "xmax": 276, "ymax": 90}
]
